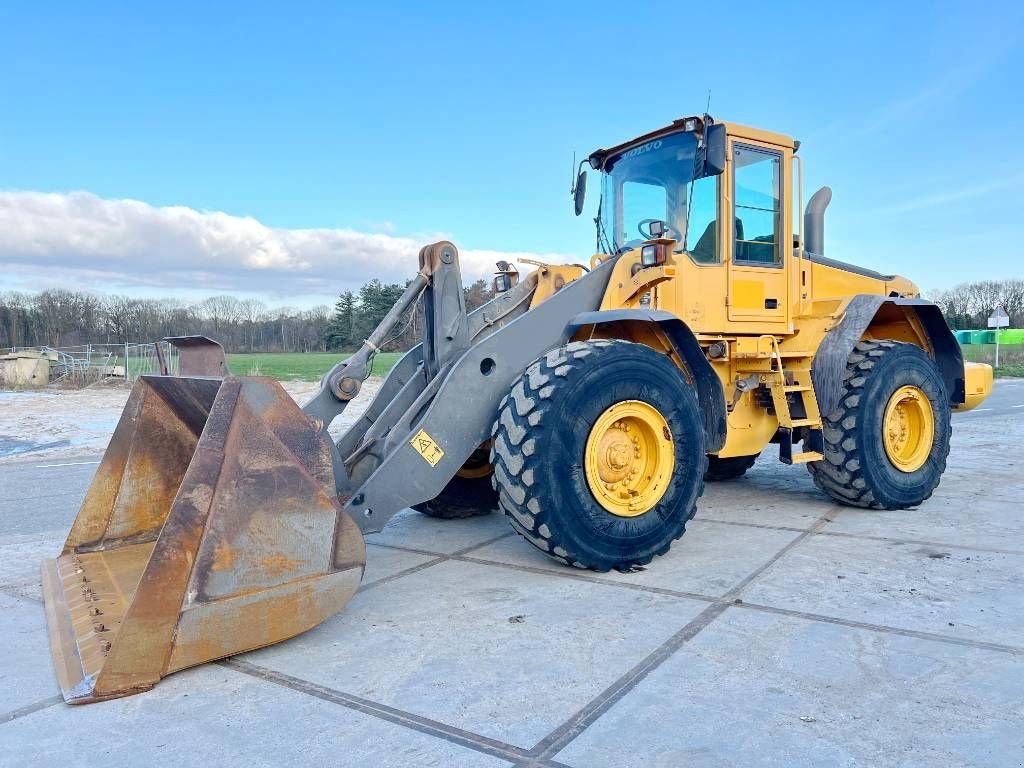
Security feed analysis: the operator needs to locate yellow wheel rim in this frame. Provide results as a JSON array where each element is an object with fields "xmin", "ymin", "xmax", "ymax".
[
  {"xmin": 882, "ymin": 385, "xmax": 934, "ymax": 473},
  {"xmin": 456, "ymin": 442, "xmax": 493, "ymax": 479},
  {"xmin": 584, "ymin": 400, "xmax": 674, "ymax": 517}
]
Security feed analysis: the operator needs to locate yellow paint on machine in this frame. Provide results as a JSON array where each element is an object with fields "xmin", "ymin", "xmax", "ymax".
[
  {"xmin": 411, "ymin": 429, "xmax": 445, "ymax": 466},
  {"xmin": 731, "ymin": 279, "xmax": 765, "ymax": 309}
]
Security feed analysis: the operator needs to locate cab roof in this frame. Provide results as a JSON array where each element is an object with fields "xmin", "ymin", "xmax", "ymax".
[{"xmin": 587, "ymin": 116, "xmax": 796, "ymax": 170}]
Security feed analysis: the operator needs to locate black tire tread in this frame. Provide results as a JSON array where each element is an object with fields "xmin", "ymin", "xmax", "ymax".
[
  {"xmin": 807, "ymin": 339, "xmax": 951, "ymax": 509},
  {"xmin": 489, "ymin": 340, "xmax": 705, "ymax": 572},
  {"xmin": 412, "ymin": 483, "xmax": 495, "ymax": 519},
  {"xmin": 705, "ymin": 453, "xmax": 758, "ymax": 481}
]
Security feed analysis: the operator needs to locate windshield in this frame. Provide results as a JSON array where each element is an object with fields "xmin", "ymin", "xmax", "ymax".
[{"xmin": 598, "ymin": 131, "xmax": 699, "ymax": 254}]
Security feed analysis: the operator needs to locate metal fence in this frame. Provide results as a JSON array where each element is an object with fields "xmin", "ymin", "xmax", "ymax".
[{"xmin": 2, "ymin": 341, "xmax": 180, "ymax": 384}]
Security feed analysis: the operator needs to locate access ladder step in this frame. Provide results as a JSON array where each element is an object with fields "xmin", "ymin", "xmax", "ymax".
[
  {"xmin": 778, "ymin": 427, "xmax": 824, "ymax": 465},
  {"xmin": 786, "ymin": 418, "xmax": 821, "ymax": 428},
  {"xmin": 787, "ymin": 451, "xmax": 824, "ymax": 464}
]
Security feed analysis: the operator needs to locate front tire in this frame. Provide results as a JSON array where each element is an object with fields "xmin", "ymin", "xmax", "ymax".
[
  {"xmin": 490, "ymin": 340, "xmax": 707, "ymax": 572},
  {"xmin": 808, "ymin": 340, "xmax": 951, "ymax": 509}
]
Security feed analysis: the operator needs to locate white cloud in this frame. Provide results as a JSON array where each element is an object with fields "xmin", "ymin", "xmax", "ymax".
[{"xmin": 0, "ymin": 190, "xmax": 574, "ymax": 299}]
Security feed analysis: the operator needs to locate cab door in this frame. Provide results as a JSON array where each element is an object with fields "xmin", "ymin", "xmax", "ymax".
[{"xmin": 727, "ymin": 143, "xmax": 789, "ymax": 326}]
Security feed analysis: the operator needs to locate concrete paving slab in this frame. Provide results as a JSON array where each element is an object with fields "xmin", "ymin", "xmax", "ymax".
[
  {"xmin": 472, "ymin": 520, "xmax": 803, "ymax": 598},
  {"xmin": 244, "ymin": 558, "xmax": 708, "ymax": 748},
  {"xmin": 555, "ymin": 607, "xmax": 1024, "ymax": 768},
  {"xmin": 365, "ymin": 508, "xmax": 510, "ymax": 555},
  {"xmin": 0, "ymin": 593, "xmax": 60, "ymax": 718},
  {"xmin": 742, "ymin": 534, "xmax": 1024, "ymax": 648},
  {"xmin": 0, "ymin": 531, "xmax": 65, "ymax": 592},
  {"xmin": 363, "ymin": 544, "xmax": 440, "ymax": 586},
  {"xmin": 823, "ymin": 488, "xmax": 1023, "ymax": 553},
  {"xmin": 2, "ymin": 663, "xmax": 511, "ymax": 768},
  {"xmin": 697, "ymin": 462, "xmax": 835, "ymax": 529}
]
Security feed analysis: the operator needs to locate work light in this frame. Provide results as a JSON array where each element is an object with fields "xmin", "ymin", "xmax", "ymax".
[{"xmin": 641, "ymin": 244, "xmax": 666, "ymax": 267}]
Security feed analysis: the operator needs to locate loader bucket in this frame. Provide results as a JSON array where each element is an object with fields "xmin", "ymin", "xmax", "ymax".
[{"xmin": 41, "ymin": 374, "xmax": 365, "ymax": 703}]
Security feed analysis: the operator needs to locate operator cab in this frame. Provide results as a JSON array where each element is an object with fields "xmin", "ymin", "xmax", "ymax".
[{"xmin": 577, "ymin": 115, "xmax": 796, "ymax": 329}]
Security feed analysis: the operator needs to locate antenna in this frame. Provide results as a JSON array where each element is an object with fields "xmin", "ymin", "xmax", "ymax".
[
  {"xmin": 705, "ymin": 89, "xmax": 712, "ymax": 115},
  {"xmin": 570, "ymin": 152, "xmax": 577, "ymax": 195}
]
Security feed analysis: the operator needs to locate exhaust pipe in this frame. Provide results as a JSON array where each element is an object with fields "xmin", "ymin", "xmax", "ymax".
[{"xmin": 804, "ymin": 186, "xmax": 832, "ymax": 256}]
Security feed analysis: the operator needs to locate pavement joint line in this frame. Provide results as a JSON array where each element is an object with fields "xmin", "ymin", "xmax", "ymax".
[
  {"xmin": 698, "ymin": 516, "xmax": 1024, "ymax": 556},
  {"xmin": 358, "ymin": 556, "xmax": 447, "ymax": 593},
  {"xmin": 14, "ymin": 519, "xmax": 1012, "ymax": 667},
  {"xmin": 405, "ymin": 535, "xmax": 1024, "ymax": 663},
  {"xmin": 524, "ymin": 507, "xmax": 838, "ymax": 762},
  {"xmin": 366, "ymin": 540, "xmax": 448, "ymax": 557},
  {"xmin": 220, "ymin": 658, "xmax": 533, "ymax": 763},
  {"xmin": 735, "ymin": 601, "xmax": 1024, "ymax": 656},
  {"xmin": 0, "ymin": 695, "xmax": 63, "ymax": 726},
  {"xmin": 449, "ymin": 529, "xmax": 517, "ymax": 556},
  {"xmin": 522, "ymin": 599, "xmax": 732, "ymax": 763},
  {"xmin": 455, "ymin": 553, "xmax": 720, "ymax": 604},
  {"xmin": 719, "ymin": 509, "xmax": 838, "ymax": 598},
  {"xmin": 364, "ymin": 529, "xmax": 515, "ymax": 560}
]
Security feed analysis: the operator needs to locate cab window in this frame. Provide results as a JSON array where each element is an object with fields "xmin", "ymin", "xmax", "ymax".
[
  {"xmin": 621, "ymin": 180, "xmax": 668, "ymax": 241},
  {"xmin": 687, "ymin": 175, "xmax": 719, "ymax": 264},
  {"xmin": 733, "ymin": 145, "xmax": 781, "ymax": 266}
]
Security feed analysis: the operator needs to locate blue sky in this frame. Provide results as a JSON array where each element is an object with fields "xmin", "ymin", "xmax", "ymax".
[{"xmin": 1, "ymin": 1, "xmax": 1022, "ymax": 305}]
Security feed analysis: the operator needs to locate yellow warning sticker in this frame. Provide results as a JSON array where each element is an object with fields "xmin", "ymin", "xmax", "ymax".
[{"xmin": 410, "ymin": 429, "xmax": 445, "ymax": 467}]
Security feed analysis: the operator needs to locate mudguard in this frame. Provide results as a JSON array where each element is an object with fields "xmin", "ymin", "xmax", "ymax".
[
  {"xmin": 811, "ymin": 296, "xmax": 965, "ymax": 418},
  {"xmin": 568, "ymin": 308, "xmax": 728, "ymax": 452}
]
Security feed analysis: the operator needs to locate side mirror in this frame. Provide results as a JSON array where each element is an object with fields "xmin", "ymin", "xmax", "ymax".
[
  {"xmin": 704, "ymin": 124, "xmax": 726, "ymax": 176},
  {"xmin": 573, "ymin": 170, "xmax": 587, "ymax": 216}
]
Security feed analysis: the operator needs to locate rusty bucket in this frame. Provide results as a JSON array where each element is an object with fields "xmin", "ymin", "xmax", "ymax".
[{"xmin": 41, "ymin": 375, "xmax": 365, "ymax": 703}]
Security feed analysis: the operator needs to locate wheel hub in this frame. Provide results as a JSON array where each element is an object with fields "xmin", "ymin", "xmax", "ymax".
[
  {"xmin": 882, "ymin": 385, "xmax": 934, "ymax": 473},
  {"xmin": 584, "ymin": 401, "xmax": 674, "ymax": 517}
]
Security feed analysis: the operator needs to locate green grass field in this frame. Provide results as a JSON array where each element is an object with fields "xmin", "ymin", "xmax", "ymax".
[{"xmin": 226, "ymin": 352, "xmax": 402, "ymax": 381}]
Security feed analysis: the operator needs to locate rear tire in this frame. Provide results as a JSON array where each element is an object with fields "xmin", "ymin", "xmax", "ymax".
[
  {"xmin": 413, "ymin": 445, "xmax": 497, "ymax": 519},
  {"xmin": 490, "ymin": 340, "xmax": 707, "ymax": 572},
  {"xmin": 808, "ymin": 340, "xmax": 951, "ymax": 509},
  {"xmin": 705, "ymin": 454, "xmax": 758, "ymax": 481}
]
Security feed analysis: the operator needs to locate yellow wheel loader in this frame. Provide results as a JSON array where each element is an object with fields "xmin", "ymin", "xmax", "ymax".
[{"xmin": 42, "ymin": 115, "xmax": 993, "ymax": 703}]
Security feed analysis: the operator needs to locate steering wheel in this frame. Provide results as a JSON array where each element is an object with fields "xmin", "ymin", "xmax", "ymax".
[{"xmin": 637, "ymin": 219, "xmax": 681, "ymax": 241}]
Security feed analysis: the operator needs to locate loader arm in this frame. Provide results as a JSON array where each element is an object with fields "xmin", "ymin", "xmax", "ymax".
[
  {"xmin": 306, "ymin": 242, "xmax": 617, "ymax": 524},
  {"xmin": 339, "ymin": 252, "xmax": 617, "ymax": 532},
  {"xmin": 302, "ymin": 241, "xmax": 541, "ymax": 492}
]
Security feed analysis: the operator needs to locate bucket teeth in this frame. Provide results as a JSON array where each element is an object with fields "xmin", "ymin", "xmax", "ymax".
[{"xmin": 42, "ymin": 375, "xmax": 365, "ymax": 703}]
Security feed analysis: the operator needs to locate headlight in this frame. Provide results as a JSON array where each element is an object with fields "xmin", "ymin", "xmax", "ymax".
[{"xmin": 641, "ymin": 244, "xmax": 665, "ymax": 267}]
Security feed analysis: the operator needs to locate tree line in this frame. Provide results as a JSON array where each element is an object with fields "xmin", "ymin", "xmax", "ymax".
[
  {"xmin": 6, "ymin": 276, "xmax": 1012, "ymax": 354},
  {"xmin": 928, "ymin": 279, "xmax": 1024, "ymax": 330},
  {"xmin": 0, "ymin": 279, "xmax": 494, "ymax": 354}
]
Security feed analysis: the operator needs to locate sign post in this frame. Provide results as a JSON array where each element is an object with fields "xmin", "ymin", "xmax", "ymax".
[{"xmin": 988, "ymin": 306, "xmax": 1010, "ymax": 368}]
